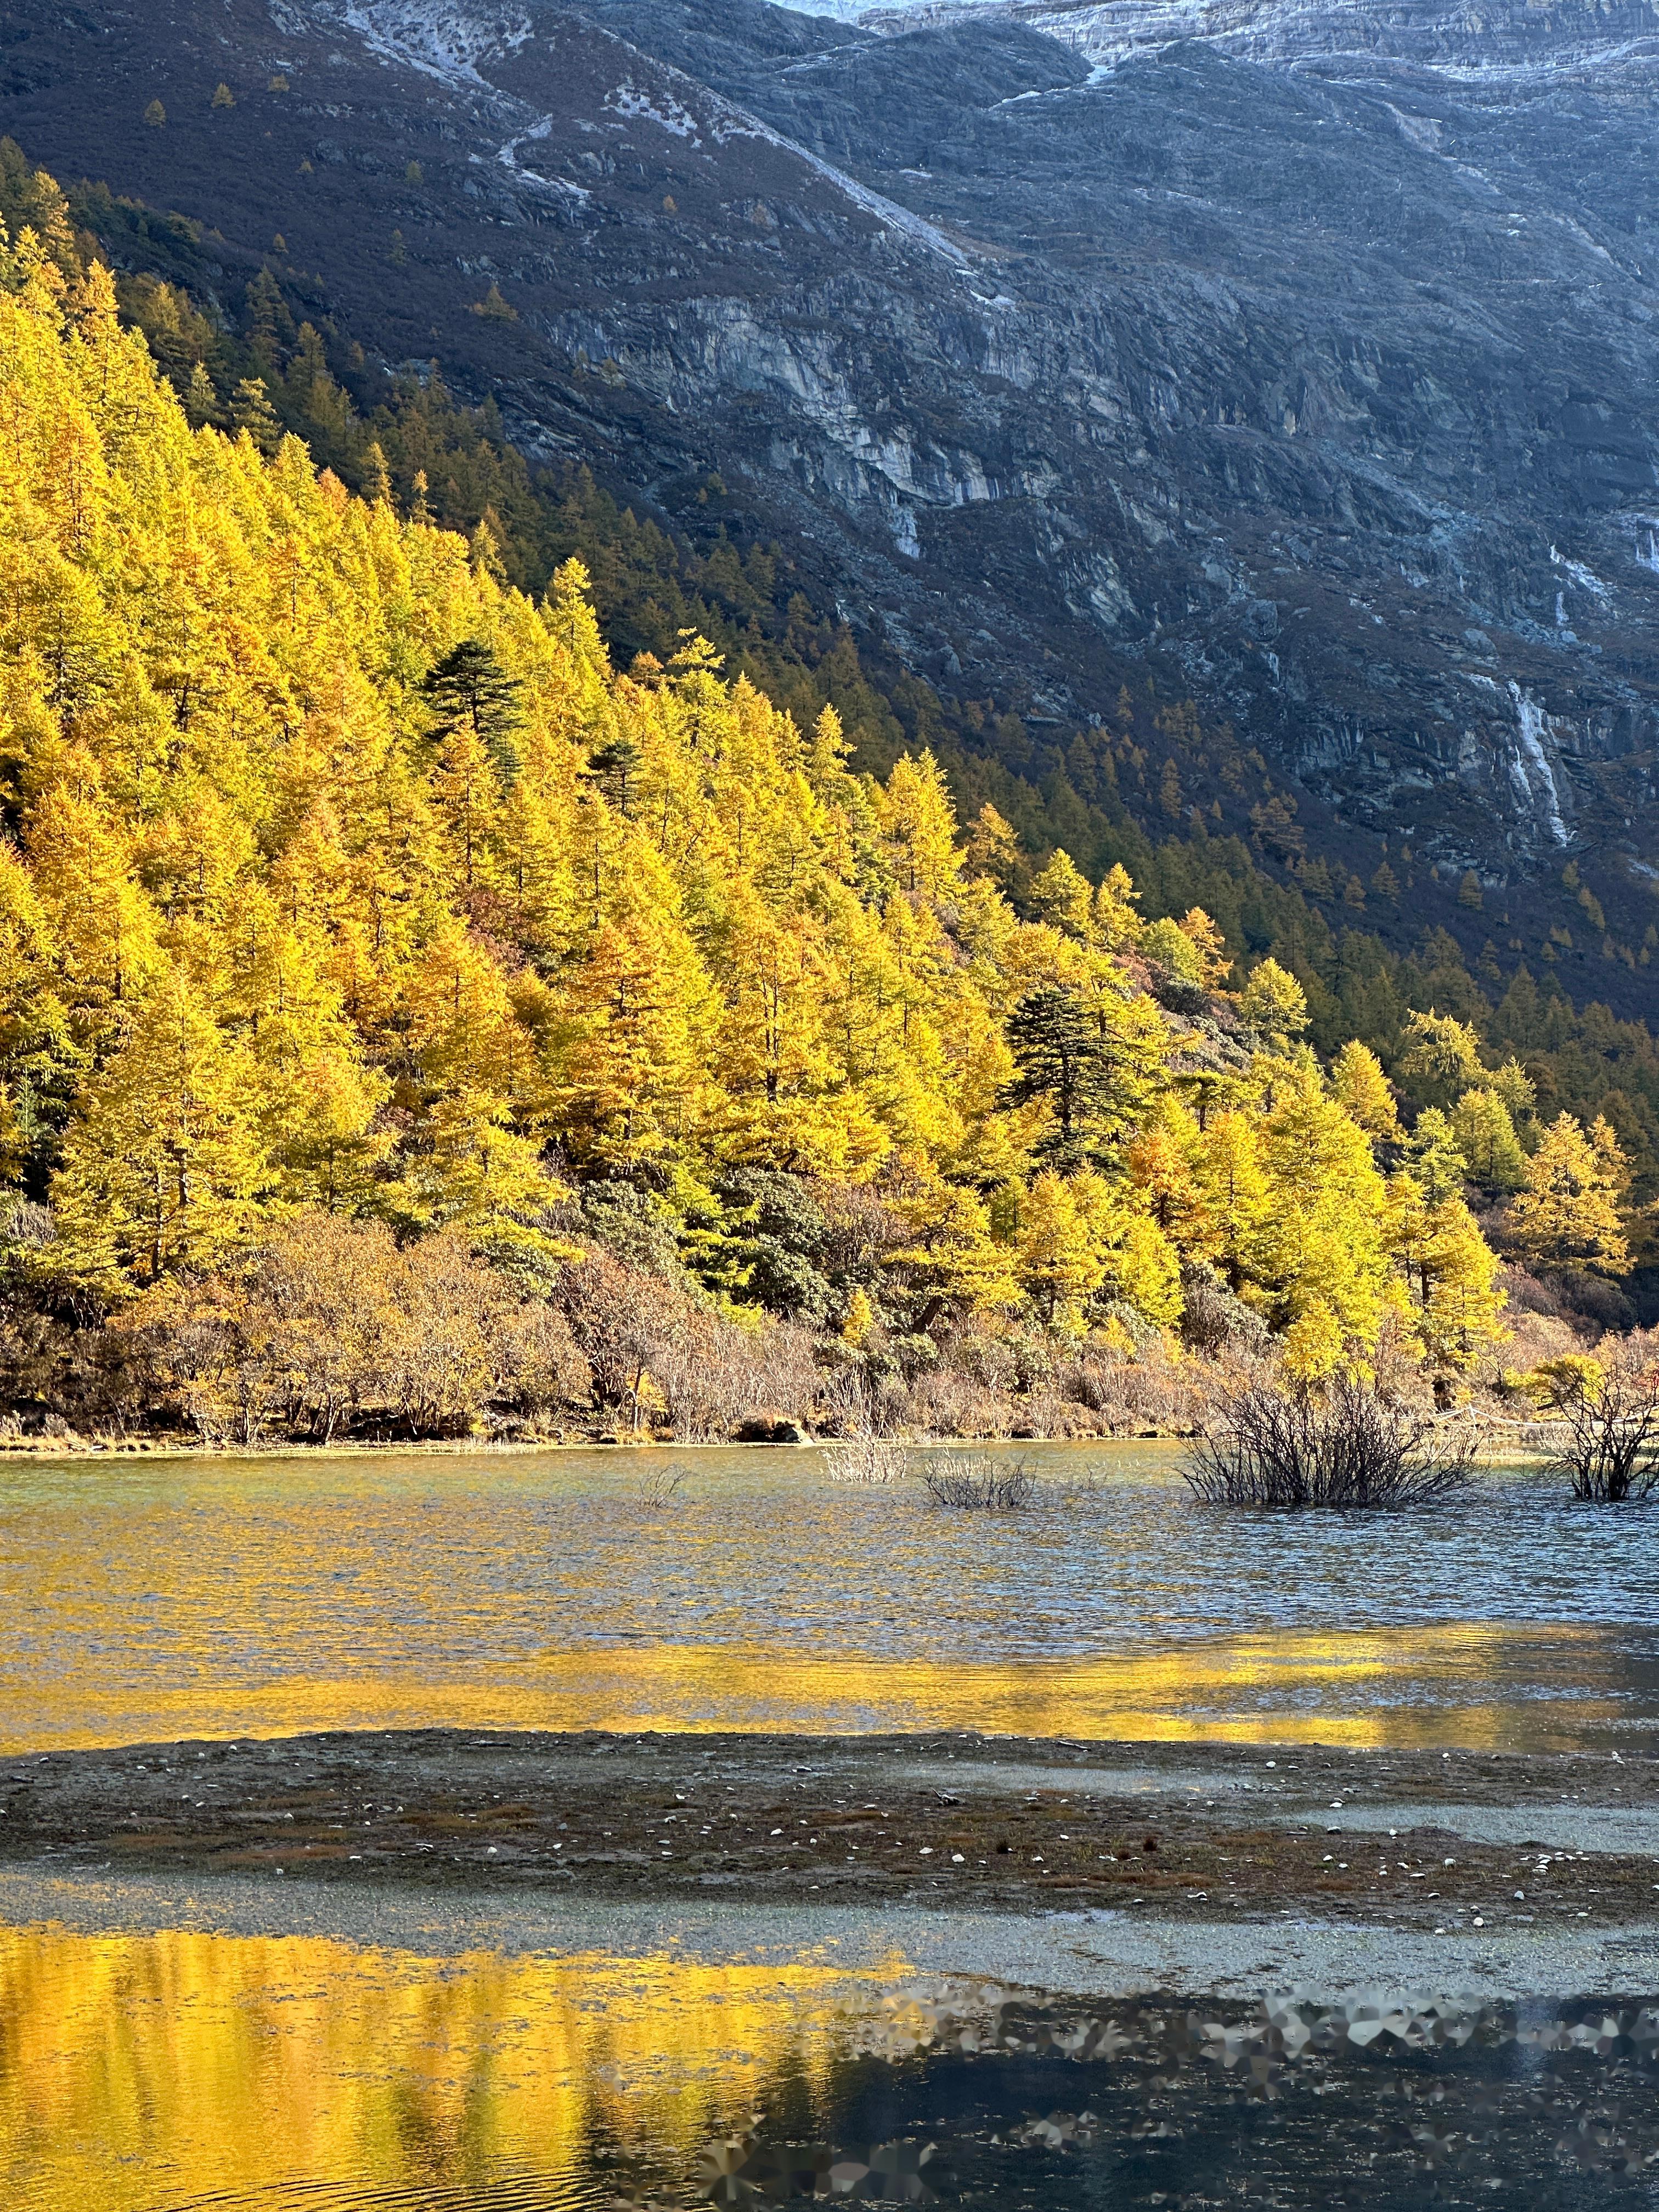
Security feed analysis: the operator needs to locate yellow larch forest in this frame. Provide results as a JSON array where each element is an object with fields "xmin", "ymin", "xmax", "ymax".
[{"xmin": 0, "ymin": 215, "xmax": 1578, "ymax": 1438}]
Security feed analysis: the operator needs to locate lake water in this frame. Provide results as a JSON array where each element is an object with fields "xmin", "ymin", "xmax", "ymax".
[
  {"xmin": 8, "ymin": 1444, "xmax": 1659, "ymax": 2208},
  {"xmin": 7, "ymin": 1917, "xmax": 1659, "ymax": 2211},
  {"xmin": 4, "ymin": 1442, "xmax": 1659, "ymax": 1753}
]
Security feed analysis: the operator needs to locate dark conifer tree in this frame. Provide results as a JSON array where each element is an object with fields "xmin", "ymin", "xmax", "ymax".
[
  {"xmin": 583, "ymin": 736, "xmax": 644, "ymax": 819},
  {"xmin": 419, "ymin": 639, "xmax": 523, "ymax": 782},
  {"xmin": 1002, "ymin": 985, "xmax": 1113, "ymax": 1167}
]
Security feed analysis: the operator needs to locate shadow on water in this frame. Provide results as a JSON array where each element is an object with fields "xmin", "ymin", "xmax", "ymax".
[{"xmin": 5, "ymin": 1924, "xmax": 1659, "ymax": 2210}]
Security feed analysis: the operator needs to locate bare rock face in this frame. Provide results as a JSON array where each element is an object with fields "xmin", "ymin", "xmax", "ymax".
[{"xmin": 4, "ymin": 0, "xmax": 1659, "ymax": 882}]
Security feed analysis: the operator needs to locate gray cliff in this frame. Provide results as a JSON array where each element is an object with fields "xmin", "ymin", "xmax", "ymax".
[{"xmin": 4, "ymin": 0, "xmax": 1659, "ymax": 889}]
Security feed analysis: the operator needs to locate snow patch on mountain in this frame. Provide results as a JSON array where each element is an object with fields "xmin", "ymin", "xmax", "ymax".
[
  {"xmin": 709, "ymin": 98, "xmax": 975, "ymax": 264},
  {"xmin": 1506, "ymin": 683, "xmax": 1572, "ymax": 847},
  {"xmin": 496, "ymin": 115, "xmax": 590, "ymax": 198},
  {"xmin": 317, "ymin": 1, "xmax": 532, "ymax": 86},
  {"xmin": 771, "ymin": 0, "xmax": 970, "ymax": 15},
  {"xmin": 792, "ymin": 0, "xmax": 1659, "ymax": 82},
  {"xmin": 606, "ymin": 81, "xmax": 703, "ymax": 139}
]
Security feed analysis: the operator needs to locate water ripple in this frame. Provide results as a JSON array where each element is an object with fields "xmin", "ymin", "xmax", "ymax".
[{"xmin": 2, "ymin": 1445, "xmax": 1654, "ymax": 1750}]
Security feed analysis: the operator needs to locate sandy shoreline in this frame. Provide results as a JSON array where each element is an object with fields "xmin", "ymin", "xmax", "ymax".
[{"xmin": 4, "ymin": 1728, "xmax": 1654, "ymax": 1997}]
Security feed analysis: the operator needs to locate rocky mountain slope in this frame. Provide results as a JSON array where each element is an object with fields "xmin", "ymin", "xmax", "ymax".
[{"xmin": 3, "ymin": 0, "xmax": 1658, "ymax": 903}]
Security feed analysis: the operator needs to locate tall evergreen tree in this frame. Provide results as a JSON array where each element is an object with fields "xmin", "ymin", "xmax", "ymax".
[
  {"xmin": 418, "ymin": 638, "xmax": 523, "ymax": 783},
  {"xmin": 1001, "ymin": 983, "xmax": 1160, "ymax": 1169},
  {"xmin": 1509, "ymin": 1115, "xmax": 1630, "ymax": 1276},
  {"xmin": 51, "ymin": 967, "xmax": 267, "ymax": 1290}
]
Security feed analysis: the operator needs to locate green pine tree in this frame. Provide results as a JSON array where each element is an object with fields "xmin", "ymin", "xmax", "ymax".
[{"xmin": 419, "ymin": 637, "xmax": 523, "ymax": 782}]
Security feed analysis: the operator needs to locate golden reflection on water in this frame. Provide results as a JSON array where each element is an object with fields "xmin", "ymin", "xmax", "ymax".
[
  {"xmin": 4, "ymin": 1623, "xmax": 1615, "ymax": 1757},
  {"xmin": 0, "ymin": 1923, "xmax": 891, "ymax": 2211},
  {"xmin": 5, "ymin": 1449, "xmax": 1646, "ymax": 1756}
]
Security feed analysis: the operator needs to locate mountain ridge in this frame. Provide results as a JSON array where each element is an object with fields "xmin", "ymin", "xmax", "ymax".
[
  {"xmin": 854, "ymin": 0, "xmax": 1659, "ymax": 77},
  {"xmin": 2, "ymin": 0, "xmax": 1658, "ymax": 952}
]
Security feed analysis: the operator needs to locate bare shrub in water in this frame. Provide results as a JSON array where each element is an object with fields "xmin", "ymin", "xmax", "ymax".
[
  {"xmin": 828, "ymin": 1431, "xmax": 910, "ymax": 1485},
  {"xmin": 922, "ymin": 1452, "xmax": 1034, "ymax": 1509},
  {"xmin": 635, "ymin": 1462, "xmax": 689, "ymax": 1510},
  {"xmin": 1183, "ymin": 1374, "xmax": 1475, "ymax": 1511},
  {"xmin": 1538, "ymin": 1336, "xmax": 1659, "ymax": 1503}
]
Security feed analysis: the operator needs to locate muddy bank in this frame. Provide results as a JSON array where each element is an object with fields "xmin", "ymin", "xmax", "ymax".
[{"xmin": 4, "ymin": 1729, "xmax": 1655, "ymax": 1937}]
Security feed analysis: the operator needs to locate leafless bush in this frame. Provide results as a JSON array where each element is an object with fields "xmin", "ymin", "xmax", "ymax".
[
  {"xmin": 1049, "ymin": 1335, "xmax": 1214, "ymax": 1434},
  {"xmin": 556, "ymin": 1246, "xmax": 685, "ymax": 1433},
  {"xmin": 1183, "ymin": 1375, "xmax": 1476, "ymax": 1511},
  {"xmin": 551, "ymin": 1239, "xmax": 813, "ymax": 1440},
  {"xmin": 635, "ymin": 1462, "xmax": 689, "ymax": 1510},
  {"xmin": 890, "ymin": 1363, "xmax": 1005, "ymax": 1438},
  {"xmin": 817, "ymin": 1365, "xmax": 872, "ymax": 1440},
  {"xmin": 746, "ymin": 1322, "xmax": 823, "ymax": 1427},
  {"xmin": 1495, "ymin": 1264, "xmax": 1576, "ymax": 1323},
  {"xmin": 645, "ymin": 1312, "xmax": 748, "ymax": 1440},
  {"xmin": 1179, "ymin": 1265, "xmax": 1270, "ymax": 1358},
  {"xmin": 946, "ymin": 1326, "xmax": 1021, "ymax": 1395},
  {"xmin": 819, "ymin": 1365, "xmax": 915, "ymax": 1443},
  {"xmin": 386, "ymin": 1232, "xmax": 583, "ymax": 1437},
  {"xmin": 1046, "ymin": 1459, "xmax": 1110, "ymax": 1499},
  {"xmin": 1008, "ymin": 1387, "xmax": 1107, "ymax": 1438},
  {"xmin": 1542, "ymin": 1338, "xmax": 1659, "ymax": 1502},
  {"xmin": 922, "ymin": 1452, "xmax": 1035, "ymax": 1509},
  {"xmin": 1057, "ymin": 1353, "xmax": 1120, "ymax": 1415},
  {"xmin": 827, "ymin": 1432, "xmax": 910, "ymax": 1485}
]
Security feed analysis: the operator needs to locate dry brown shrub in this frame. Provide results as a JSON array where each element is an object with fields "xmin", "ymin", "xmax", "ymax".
[
  {"xmin": 1184, "ymin": 1374, "xmax": 1477, "ymax": 1511},
  {"xmin": 1055, "ymin": 1353, "xmax": 1120, "ymax": 1415},
  {"xmin": 1495, "ymin": 1264, "xmax": 1575, "ymax": 1323},
  {"xmin": 555, "ymin": 1245, "xmax": 823, "ymax": 1439},
  {"xmin": 922, "ymin": 1452, "xmax": 1034, "ymax": 1509},
  {"xmin": 827, "ymin": 1432, "xmax": 910, "ymax": 1485},
  {"xmin": 555, "ymin": 1246, "xmax": 685, "ymax": 1430},
  {"xmin": 1049, "ymin": 1334, "xmax": 1213, "ymax": 1432},
  {"xmin": 387, "ymin": 1231, "xmax": 584, "ymax": 1436},
  {"xmin": 899, "ymin": 1365, "xmax": 1006, "ymax": 1438},
  {"xmin": 1539, "ymin": 1329, "xmax": 1659, "ymax": 1502},
  {"xmin": 251, "ymin": 1214, "xmax": 404, "ymax": 1438},
  {"xmin": 123, "ymin": 1215, "xmax": 588, "ymax": 1442},
  {"xmin": 651, "ymin": 1311, "xmax": 820, "ymax": 1441},
  {"xmin": 945, "ymin": 1327, "xmax": 1022, "ymax": 1396},
  {"xmin": 1017, "ymin": 1389, "xmax": 1113, "ymax": 1438}
]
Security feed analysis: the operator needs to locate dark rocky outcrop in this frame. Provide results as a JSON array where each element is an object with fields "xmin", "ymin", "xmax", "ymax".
[{"xmin": 4, "ymin": 0, "xmax": 1659, "ymax": 887}]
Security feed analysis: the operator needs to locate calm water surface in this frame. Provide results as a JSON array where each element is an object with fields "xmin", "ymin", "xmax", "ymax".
[
  {"xmin": 3, "ymin": 1443, "xmax": 1658, "ymax": 1752},
  {"xmin": 5, "ymin": 1920, "xmax": 1659, "ymax": 2211}
]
